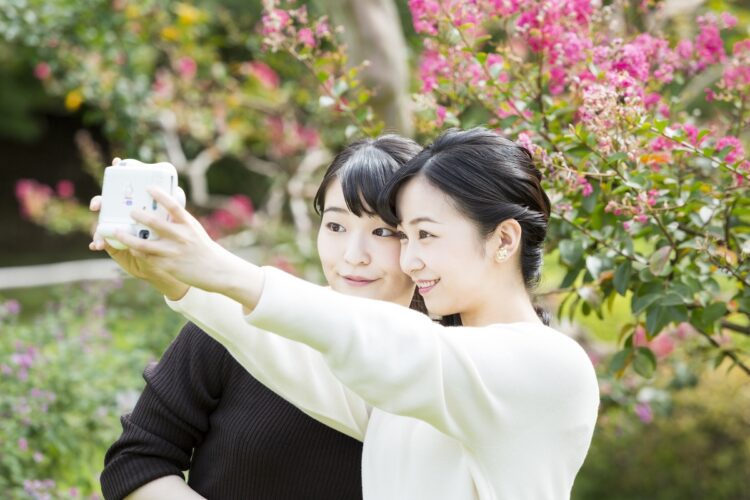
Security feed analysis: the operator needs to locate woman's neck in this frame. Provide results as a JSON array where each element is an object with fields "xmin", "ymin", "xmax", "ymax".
[{"xmin": 459, "ymin": 290, "xmax": 542, "ymax": 327}]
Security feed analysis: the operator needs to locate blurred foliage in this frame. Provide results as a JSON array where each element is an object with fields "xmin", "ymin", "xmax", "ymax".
[
  {"xmin": 0, "ymin": 281, "xmax": 182, "ymax": 498},
  {"xmin": 574, "ymin": 366, "xmax": 750, "ymax": 500}
]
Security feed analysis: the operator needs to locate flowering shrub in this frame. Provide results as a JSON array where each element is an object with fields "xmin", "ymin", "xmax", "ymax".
[
  {"xmin": 388, "ymin": 1, "xmax": 750, "ymax": 415},
  {"xmin": 2, "ymin": 0, "xmax": 376, "ymax": 249},
  {"xmin": 0, "ymin": 283, "xmax": 182, "ymax": 498}
]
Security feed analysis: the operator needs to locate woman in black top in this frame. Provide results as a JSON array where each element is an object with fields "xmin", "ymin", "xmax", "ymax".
[{"xmin": 98, "ymin": 135, "xmax": 423, "ymax": 499}]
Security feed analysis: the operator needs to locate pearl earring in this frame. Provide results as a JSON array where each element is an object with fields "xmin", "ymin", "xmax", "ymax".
[{"xmin": 496, "ymin": 246, "xmax": 509, "ymax": 262}]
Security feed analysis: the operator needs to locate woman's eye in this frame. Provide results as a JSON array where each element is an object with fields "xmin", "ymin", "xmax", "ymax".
[
  {"xmin": 396, "ymin": 231, "xmax": 408, "ymax": 241},
  {"xmin": 373, "ymin": 227, "xmax": 397, "ymax": 237},
  {"xmin": 326, "ymin": 222, "xmax": 345, "ymax": 233},
  {"xmin": 419, "ymin": 230, "xmax": 433, "ymax": 239}
]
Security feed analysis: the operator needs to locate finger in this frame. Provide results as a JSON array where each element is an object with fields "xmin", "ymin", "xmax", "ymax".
[
  {"xmin": 129, "ymin": 208, "xmax": 174, "ymax": 234},
  {"xmin": 89, "ymin": 240, "xmax": 105, "ymax": 251},
  {"xmin": 115, "ymin": 230, "xmax": 169, "ymax": 256},
  {"xmin": 90, "ymin": 195, "xmax": 102, "ymax": 211},
  {"xmin": 130, "ymin": 248, "xmax": 150, "ymax": 260},
  {"xmin": 112, "ymin": 157, "xmax": 121, "ymax": 166},
  {"xmin": 147, "ymin": 186, "xmax": 188, "ymax": 223}
]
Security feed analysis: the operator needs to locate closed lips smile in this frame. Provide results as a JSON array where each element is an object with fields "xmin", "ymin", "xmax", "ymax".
[
  {"xmin": 342, "ymin": 275, "xmax": 377, "ymax": 287},
  {"xmin": 416, "ymin": 279, "xmax": 440, "ymax": 294}
]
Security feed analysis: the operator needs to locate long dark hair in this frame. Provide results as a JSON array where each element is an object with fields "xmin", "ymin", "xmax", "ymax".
[
  {"xmin": 314, "ymin": 135, "xmax": 427, "ymax": 314},
  {"xmin": 378, "ymin": 127, "xmax": 551, "ymax": 326}
]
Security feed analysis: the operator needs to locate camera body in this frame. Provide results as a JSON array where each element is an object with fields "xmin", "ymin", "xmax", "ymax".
[{"xmin": 96, "ymin": 159, "xmax": 184, "ymax": 250}]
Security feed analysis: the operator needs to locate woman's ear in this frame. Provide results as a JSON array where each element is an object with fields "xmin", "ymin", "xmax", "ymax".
[{"xmin": 490, "ymin": 219, "xmax": 523, "ymax": 263}]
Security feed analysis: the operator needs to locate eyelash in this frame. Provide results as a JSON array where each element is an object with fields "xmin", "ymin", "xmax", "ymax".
[
  {"xmin": 326, "ymin": 222, "xmax": 344, "ymax": 232},
  {"xmin": 327, "ymin": 223, "xmax": 397, "ymax": 238},
  {"xmin": 397, "ymin": 230, "xmax": 433, "ymax": 241},
  {"xmin": 373, "ymin": 228, "xmax": 397, "ymax": 237}
]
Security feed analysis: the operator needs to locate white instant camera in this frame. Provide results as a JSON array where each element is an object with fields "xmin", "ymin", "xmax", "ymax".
[{"xmin": 96, "ymin": 159, "xmax": 185, "ymax": 250}]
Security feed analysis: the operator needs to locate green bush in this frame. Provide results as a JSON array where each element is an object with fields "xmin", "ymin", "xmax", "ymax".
[
  {"xmin": 574, "ymin": 368, "xmax": 750, "ymax": 500},
  {"xmin": 0, "ymin": 280, "xmax": 182, "ymax": 498}
]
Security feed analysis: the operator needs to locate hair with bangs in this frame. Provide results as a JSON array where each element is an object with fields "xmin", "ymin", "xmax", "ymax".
[
  {"xmin": 314, "ymin": 134, "xmax": 426, "ymax": 314},
  {"xmin": 377, "ymin": 127, "xmax": 552, "ymax": 326},
  {"xmin": 314, "ymin": 135, "xmax": 422, "ymax": 217}
]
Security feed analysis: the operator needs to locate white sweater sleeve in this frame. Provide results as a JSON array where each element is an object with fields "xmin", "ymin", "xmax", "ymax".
[
  {"xmin": 164, "ymin": 287, "xmax": 370, "ymax": 441},
  {"xmin": 246, "ymin": 266, "xmax": 600, "ymax": 447}
]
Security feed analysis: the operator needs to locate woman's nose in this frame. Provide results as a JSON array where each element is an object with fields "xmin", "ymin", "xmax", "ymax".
[
  {"xmin": 400, "ymin": 242, "xmax": 424, "ymax": 275},
  {"xmin": 344, "ymin": 234, "xmax": 370, "ymax": 265}
]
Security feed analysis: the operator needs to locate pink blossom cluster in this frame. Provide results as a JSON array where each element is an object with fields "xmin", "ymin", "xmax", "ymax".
[
  {"xmin": 202, "ymin": 195, "xmax": 255, "ymax": 239},
  {"xmin": 260, "ymin": 0, "xmax": 331, "ymax": 52},
  {"xmin": 721, "ymin": 40, "xmax": 750, "ymax": 92},
  {"xmin": 265, "ymin": 115, "xmax": 321, "ymax": 159},
  {"xmin": 15, "ymin": 179, "xmax": 76, "ymax": 222}
]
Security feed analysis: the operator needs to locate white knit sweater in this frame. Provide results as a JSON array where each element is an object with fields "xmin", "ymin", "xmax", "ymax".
[{"xmin": 166, "ymin": 266, "xmax": 600, "ymax": 500}]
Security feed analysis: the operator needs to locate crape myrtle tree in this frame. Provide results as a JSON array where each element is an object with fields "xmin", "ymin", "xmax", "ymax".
[
  {"xmin": 4, "ymin": 0, "xmax": 750, "ymax": 414},
  {"xmin": 2, "ymin": 0, "xmax": 384, "ymax": 255},
  {"xmin": 264, "ymin": 0, "xmax": 750, "ymax": 412}
]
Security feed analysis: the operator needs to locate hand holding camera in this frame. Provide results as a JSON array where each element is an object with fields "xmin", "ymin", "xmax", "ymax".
[
  {"xmin": 95, "ymin": 158, "xmax": 186, "ymax": 250},
  {"xmin": 89, "ymin": 158, "xmax": 190, "ymax": 300}
]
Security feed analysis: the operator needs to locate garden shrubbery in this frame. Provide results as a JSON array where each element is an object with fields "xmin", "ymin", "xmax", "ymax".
[{"xmin": 0, "ymin": 281, "xmax": 182, "ymax": 498}]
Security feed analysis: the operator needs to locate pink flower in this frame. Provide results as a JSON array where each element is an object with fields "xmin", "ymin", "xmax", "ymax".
[
  {"xmin": 56, "ymin": 180, "xmax": 75, "ymax": 198},
  {"xmin": 676, "ymin": 40, "xmax": 693, "ymax": 59},
  {"xmin": 409, "ymin": 0, "xmax": 440, "ymax": 35},
  {"xmin": 177, "ymin": 57, "xmax": 197, "ymax": 79},
  {"xmin": 261, "ymin": 8, "xmax": 291, "ymax": 36},
  {"xmin": 18, "ymin": 438, "xmax": 28, "ymax": 451},
  {"xmin": 636, "ymin": 214, "xmax": 648, "ymax": 224},
  {"xmin": 435, "ymin": 105, "xmax": 447, "ymax": 127},
  {"xmin": 5, "ymin": 299, "xmax": 21, "ymax": 315},
  {"xmin": 695, "ymin": 16, "xmax": 726, "ymax": 68},
  {"xmin": 33, "ymin": 452, "xmax": 44, "ymax": 463},
  {"xmin": 635, "ymin": 402, "xmax": 653, "ymax": 424},
  {"xmin": 297, "ymin": 27, "xmax": 315, "ymax": 48},
  {"xmin": 578, "ymin": 176, "xmax": 593, "ymax": 197},
  {"xmin": 716, "ymin": 135, "xmax": 745, "ymax": 163},
  {"xmin": 720, "ymin": 12, "xmax": 738, "ymax": 29},
  {"xmin": 243, "ymin": 61, "xmax": 280, "ymax": 89},
  {"xmin": 34, "ymin": 62, "xmax": 51, "ymax": 80}
]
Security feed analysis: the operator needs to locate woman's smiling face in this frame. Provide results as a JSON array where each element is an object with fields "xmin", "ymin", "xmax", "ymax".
[
  {"xmin": 396, "ymin": 175, "xmax": 497, "ymax": 319},
  {"xmin": 317, "ymin": 178, "xmax": 415, "ymax": 306}
]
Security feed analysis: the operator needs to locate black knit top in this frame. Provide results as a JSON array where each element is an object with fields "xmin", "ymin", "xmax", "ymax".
[{"xmin": 100, "ymin": 322, "xmax": 363, "ymax": 499}]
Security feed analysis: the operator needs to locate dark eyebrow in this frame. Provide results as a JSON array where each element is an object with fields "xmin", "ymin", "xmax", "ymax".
[
  {"xmin": 406, "ymin": 216, "xmax": 440, "ymax": 225},
  {"xmin": 322, "ymin": 206, "xmax": 350, "ymax": 215}
]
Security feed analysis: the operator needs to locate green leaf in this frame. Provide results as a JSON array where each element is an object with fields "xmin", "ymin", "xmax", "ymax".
[
  {"xmin": 607, "ymin": 152, "xmax": 629, "ymax": 164},
  {"xmin": 649, "ymin": 246, "xmax": 673, "ymax": 276},
  {"xmin": 632, "ymin": 293, "xmax": 661, "ymax": 315},
  {"xmin": 633, "ymin": 347, "xmax": 657, "ymax": 378},
  {"xmin": 559, "ymin": 239, "xmax": 584, "ymax": 266},
  {"xmin": 610, "ymin": 348, "xmax": 633, "ymax": 375},
  {"xmin": 659, "ymin": 292, "xmax": 688, "ymax": 306},
  {"xmin": 560, "ymin": 265, "xmax": 582, "ymax": 289},
  {"xmin": 693, "ymin": 303, "xmax": 728, "ymax": 333},
  {"xmin": 613, "ymin": 261, "xmax": 632, "ymax": 296},
  {"xmin": 646, "ymin": 306, "xmax": 670, "ymax": 336}
]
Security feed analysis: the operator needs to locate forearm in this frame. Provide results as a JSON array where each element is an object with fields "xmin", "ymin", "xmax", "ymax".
[
  {"xmin": 125, "ymin": 476, "xmax": 205, "ymax": 500},
  {"xmin": 208, "ymin": 247, "xmax": 265, "ymax": 312}
]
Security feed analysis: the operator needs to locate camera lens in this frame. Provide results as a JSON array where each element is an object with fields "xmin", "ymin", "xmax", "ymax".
[{"xmin": 138, "ymin": 229, "xmax": 150, "ymax": 239}]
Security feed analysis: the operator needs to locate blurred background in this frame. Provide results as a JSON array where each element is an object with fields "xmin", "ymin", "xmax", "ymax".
[{"xmin": 0, "ymin": 0, "xmax": 749, "ymax": 498}]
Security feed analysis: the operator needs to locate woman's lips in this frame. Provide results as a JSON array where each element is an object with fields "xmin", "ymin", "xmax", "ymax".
[
  {"xmin": 342, "ymin": 275, "xmax": 377, "ymax": 287},
  {"xmin": 416, "ymin": 279, "xmax": 440, "ymax": 295}
]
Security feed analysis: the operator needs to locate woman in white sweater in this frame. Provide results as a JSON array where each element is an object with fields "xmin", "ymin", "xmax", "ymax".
[{"xmin": 96, "ymin": 128, "xmax": 600, "ymax": 499}]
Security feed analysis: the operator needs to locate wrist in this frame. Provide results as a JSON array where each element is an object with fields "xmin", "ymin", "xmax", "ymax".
[
  {"xmin": 214, "ymin": 251, "xmax": 265, "ymax": 311},
  {"xmin": 161, "ymin": 281, "xmax": 190, "ymax": 301}
]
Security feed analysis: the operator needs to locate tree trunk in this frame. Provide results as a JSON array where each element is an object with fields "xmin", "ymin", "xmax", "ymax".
[{"xmin": 321, "ymin": 0, "xmax": 413, "ymax": 137}]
